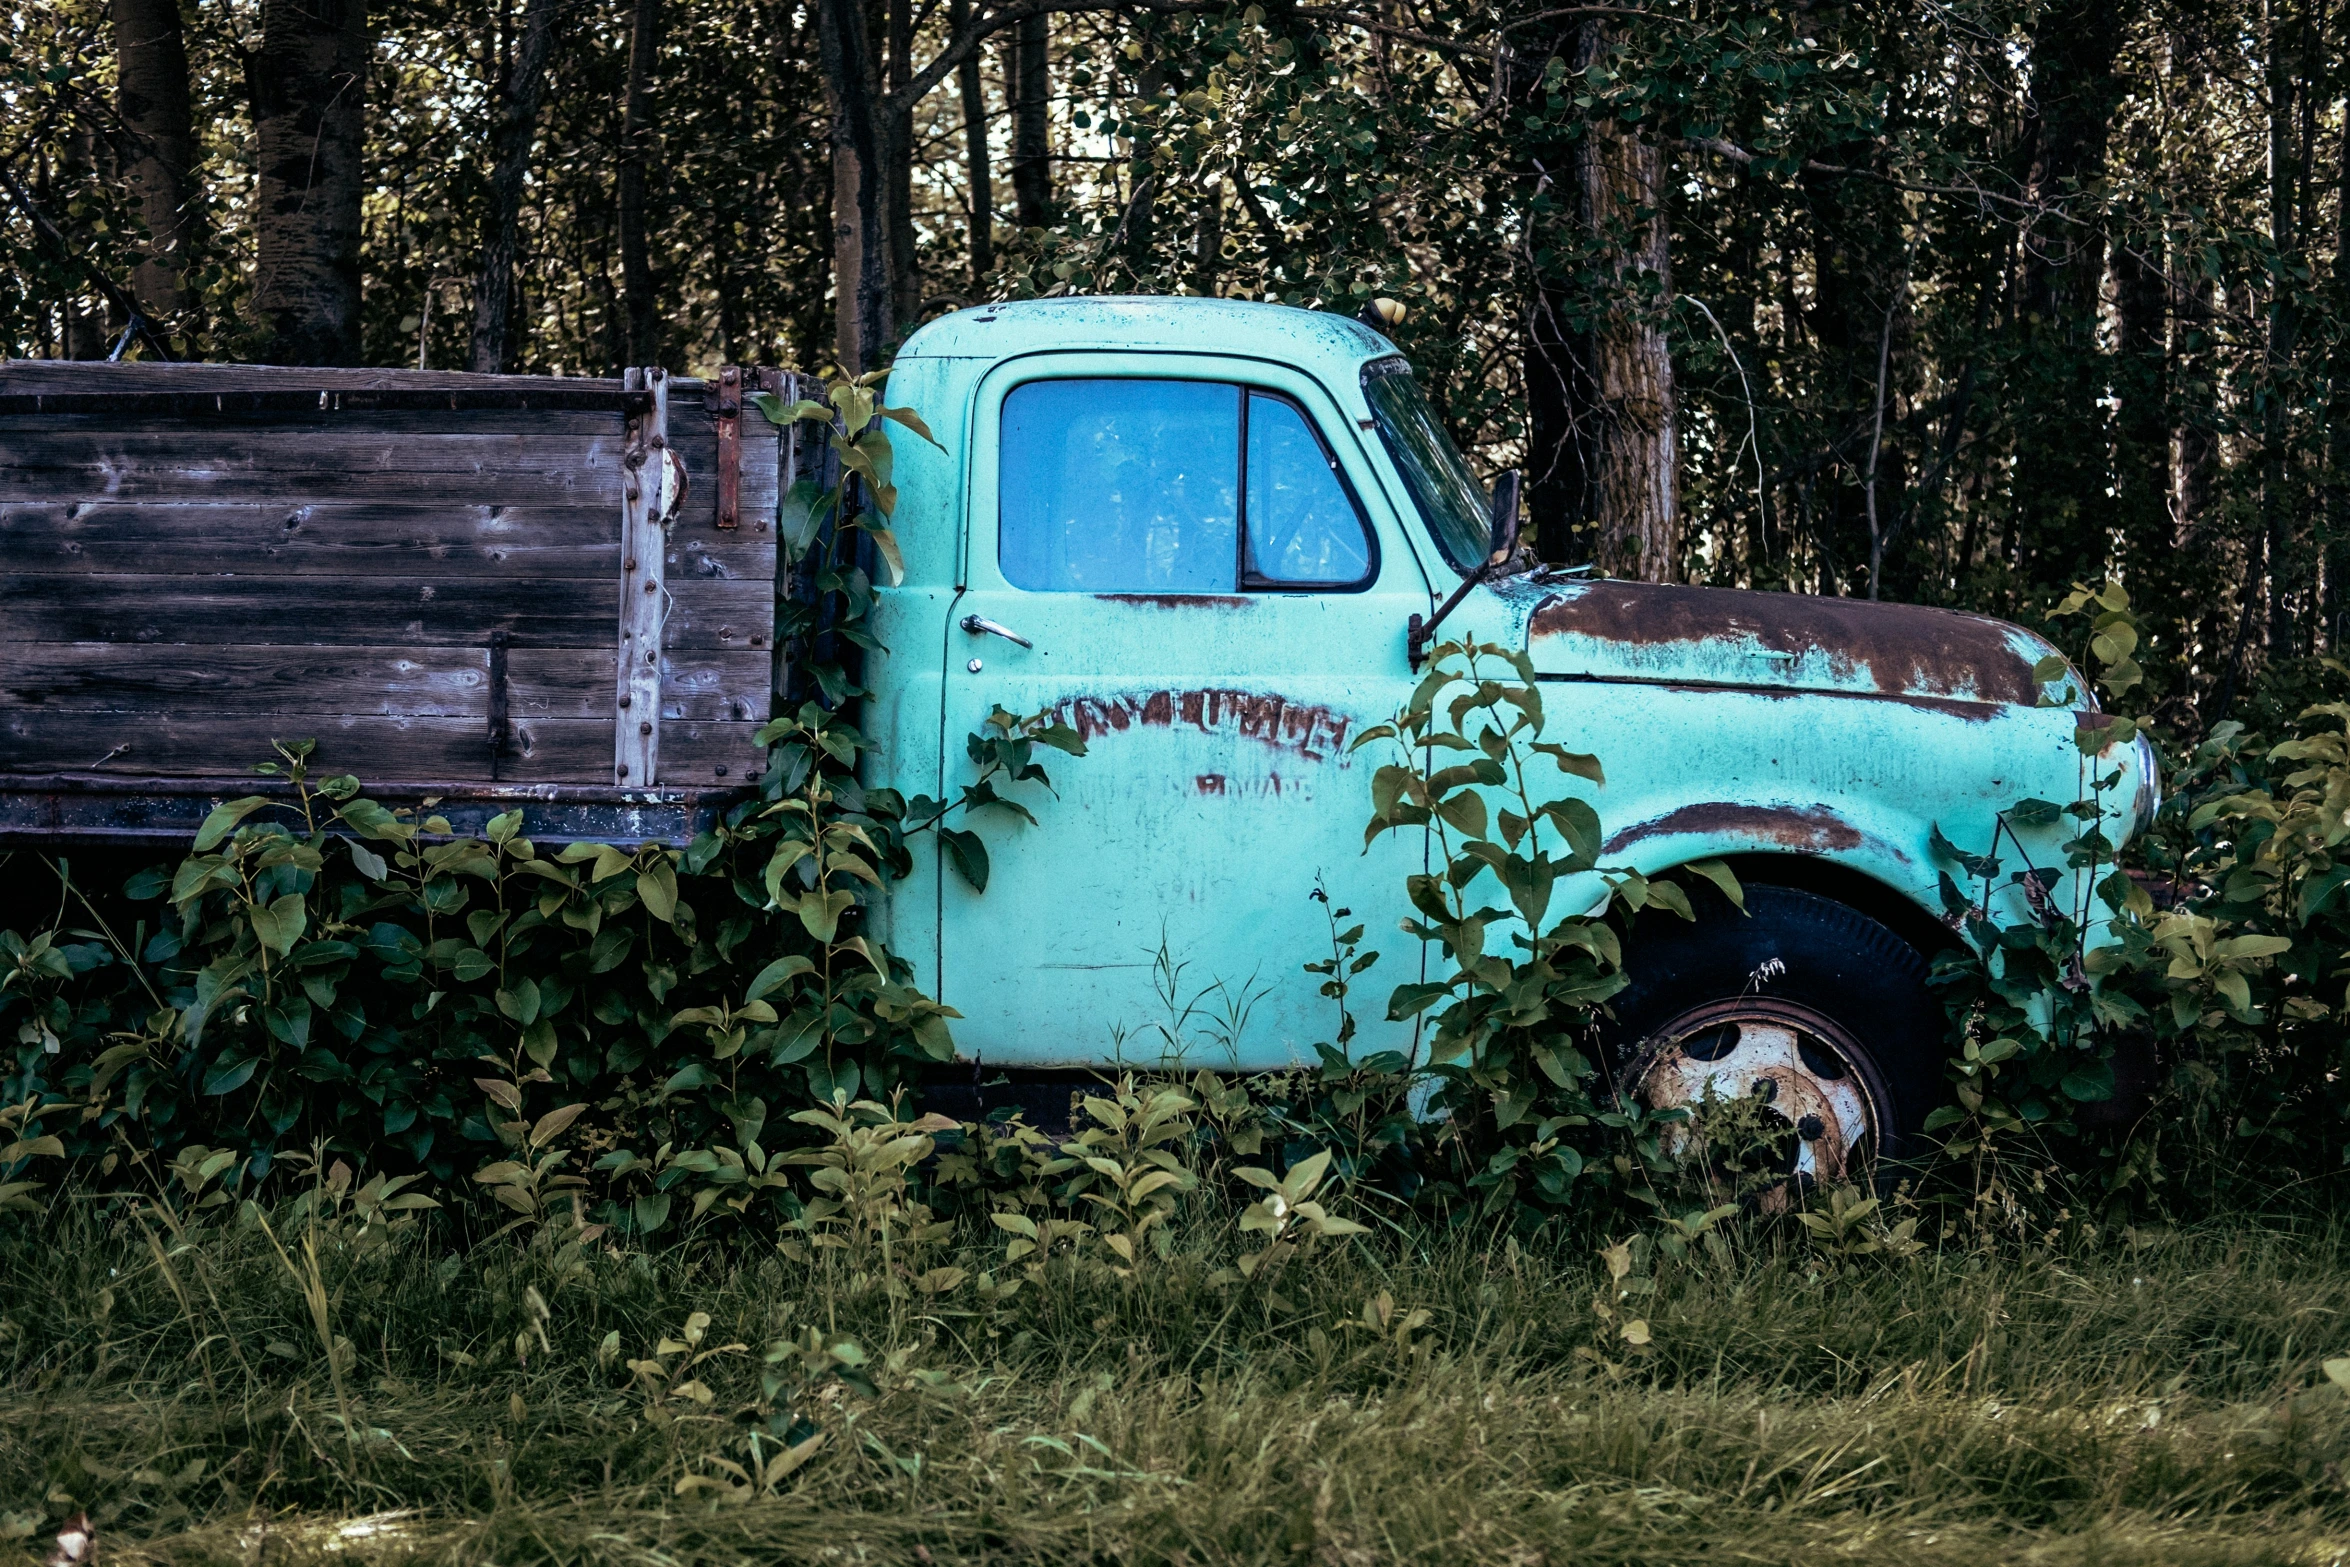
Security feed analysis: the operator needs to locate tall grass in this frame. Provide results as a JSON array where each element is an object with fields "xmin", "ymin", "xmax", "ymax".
[{"xmin": 5, "ymin": 1175, "xmax": 2349, "ymax": 1566}]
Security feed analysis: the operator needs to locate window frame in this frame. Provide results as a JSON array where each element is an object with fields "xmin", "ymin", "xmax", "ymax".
[
  {"xmin": 1236, "ymin": 387, "xmax": 1382, "ymax": 594},
  {"xmin": 990, "ymin": 374, "xmax": 1381, "ymax": 597}
]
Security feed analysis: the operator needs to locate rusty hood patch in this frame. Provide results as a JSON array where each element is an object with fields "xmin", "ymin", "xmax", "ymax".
[
  {"xmin": 1602, "ymin": 802, "xmax": 1867, "ymax": 856},
  {"xmin": 1527, "ymin": 581, "xmax": 2057, "ymax": 709}
]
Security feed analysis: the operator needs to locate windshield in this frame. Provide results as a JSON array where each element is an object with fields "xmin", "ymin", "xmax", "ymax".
[{"xmin": 1362, "ymin": 358, "xmax": 1490, "ymax": 575}]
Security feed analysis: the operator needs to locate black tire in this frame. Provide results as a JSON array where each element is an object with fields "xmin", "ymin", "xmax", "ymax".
[{"xmin": 1601, "ymin": 881, "xmax": 1944, "ymax": 1169}]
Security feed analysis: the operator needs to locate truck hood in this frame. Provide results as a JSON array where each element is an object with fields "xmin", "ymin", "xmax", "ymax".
[{"xmin": 1520, "ymin": 580, "xmax": 2062, "ymax": 714}]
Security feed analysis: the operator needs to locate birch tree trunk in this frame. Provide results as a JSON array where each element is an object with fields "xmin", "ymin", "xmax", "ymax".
[
  {"xmin": 248, "ymin": 0, "xmax": 369, "ymax": 365},
  {"xmin": 113, "ymin": 0, "xmax": 197, "ymax": 332}
]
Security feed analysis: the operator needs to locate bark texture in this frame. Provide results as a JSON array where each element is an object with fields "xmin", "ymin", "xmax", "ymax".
[
  {"xmin": 112, "ymin": 0, "xmax": 198, "ymax": 328},
  {"xmin": 2004, "ymin": 0, "xmax": 2128, "ymax": 587},
  {"xmin": 1572, "ymin": 22, "xmax": 1677, "ymax": 583},
  {"xmin": 885, "ymin": 0, "xmax": 920, "ymax": 325},
  {"xmin": 817, "ymin": 0, "xmax": 891, "ymax": 370},
  {"xmin": 248, "ymin": 0, "xmax": 370, "ymax": 365},
  {"xmin": 469, "ymin": 0, "xmax": 560, "ymax": 372},
  {"xmin": 950, "ymin": 0, "xmax": 992, "ymax": 284},
  {"xmin": 1008, "ymin": 15, "xmax": 1051, "ymax": 228},
  {"xmin": 617, "ymin": 0, "xmax": 664, "ymax": 366}
]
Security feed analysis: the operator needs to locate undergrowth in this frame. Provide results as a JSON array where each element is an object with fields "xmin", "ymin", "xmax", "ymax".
[{"xmin": 3, "ymin": 1171, "xmax": 2349, "ymax": 1567}]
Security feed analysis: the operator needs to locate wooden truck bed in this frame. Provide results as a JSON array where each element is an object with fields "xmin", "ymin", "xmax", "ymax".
[{"xmin": 0, "ymin": 360, "xmax": 814, "ymax": 845}]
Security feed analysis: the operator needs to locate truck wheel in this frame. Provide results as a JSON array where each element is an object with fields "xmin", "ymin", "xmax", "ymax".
[{"xmin": 1602, "ymin": 882, "xmax": 1944, "ymax": 1189}]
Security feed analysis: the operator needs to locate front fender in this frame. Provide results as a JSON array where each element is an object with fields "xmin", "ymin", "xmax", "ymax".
[{"xmin": 1537, "ymin": 680, "xmax": 2145, "ymax": 933}]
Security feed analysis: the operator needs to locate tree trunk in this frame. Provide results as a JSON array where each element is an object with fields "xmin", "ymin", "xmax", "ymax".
[
  {"xmin": 617, "ymin": 0, "xmax": 664, "ymax": 366},
  {"xmin": 1523, "ymin": 276, "xmax": 1590, "ymax": 563},
  {"xmin": 1008, "ymin": 15, "xmax": 1050, "ymax": 228},
  {"xmin": 2326, "ymin": 2, "xmax": 2350, "ymax": 650},
  {"xmin": 1573, "ymin": 22, "xmax": 1677, "ymax": 583},
  {"xmin": 2005, "ymin": 0, "xmax": 2128, "ymax": 589},
  {"xmin": 247, "ymin": 0, "xmax": 369, "ymax": 365},
  {"xmin": 469, "ymin": 0, "xmax": 560, "ymax": 372},
  {"xmin": 2259, "ymin": 0, "xmax": 2306, "ymax": 655},
  {"xmin": 55, "ymin": 128, "xmax": 114, "ymax": 358},
  {"xmin": 884, "ymin": 0, "xmax": 920, "ymax": 327},
  {"xmin": 817, "ymin": 0, "xmax": 891, "ymax": 370},
  {"xmin": 112, "ymin": 0, "xmax": 198, "ymax": 332},
  {"xmin": 950, "ymin": 0, "xmax": 992, "ymax": 284}
]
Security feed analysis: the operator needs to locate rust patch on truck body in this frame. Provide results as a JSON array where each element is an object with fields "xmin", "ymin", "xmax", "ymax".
[
  {"xmin": 1603, "ymin": 802, "xmax": 1866, "ymax": 855},
  {"xmin": 1528, "ymin": 581, "xmax": 2053, "ymax": 709}
]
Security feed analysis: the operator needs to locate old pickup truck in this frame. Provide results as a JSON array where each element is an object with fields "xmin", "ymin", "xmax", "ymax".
[{"xmin": 1, "ymin": 298, "xmax": 2156, "ymax": 1176}]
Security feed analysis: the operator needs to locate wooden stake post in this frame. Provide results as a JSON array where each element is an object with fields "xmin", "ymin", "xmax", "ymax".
[{"xmin": 615, "ymin": 366, "xmax": 669, "ymax": 785}]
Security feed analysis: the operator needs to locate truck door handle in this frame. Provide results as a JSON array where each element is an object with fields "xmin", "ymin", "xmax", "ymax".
[{"xmin": 960, "ymin": 614, "xmax": 1034, "ymax": 649}]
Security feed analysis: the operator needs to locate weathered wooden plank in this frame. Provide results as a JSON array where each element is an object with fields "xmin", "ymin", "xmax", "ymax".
[
  {"xmin": 0, "ymin": 644, "xmax": 768, "ymax": 723},
  {"xmin": 1, "ymin": 408, "xmax": 628, "ymax": 436},
  {"xmin": 668, "ymin": 525, "xmax": 778, "ymax": 583},
  {"xmin": 660, "ymin": 578, "xmax": 776, "ymax": 652},
  {"xmin": 0, "ymin": 711, "xmax": 767, "ymax": 785},
  {"xmin": 0, "ymin": 430, "xmax": 626, "ymax": 501},
  {"xmin": 0, "ymin": 503, "xmax": 620, "ymax": 576},
  {"xmin": 0, "ymin": 574, "xmax": 770, "ymax": 650},
  {"xmin": 1, "ymin": 710, "xmax": 598, "ymax": 781},
  {"xmin": 1, "ymin": 645, "xmax": 485, "ymax": 715},
  {"xmin": 0, "ymin": 362, "xmax": 635, "ymax": 396}
]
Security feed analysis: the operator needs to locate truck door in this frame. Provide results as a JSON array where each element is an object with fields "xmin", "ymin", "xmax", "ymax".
[{"xmin": 936, "ymin": 354, "xmax": 1435, "ymax": 1070}]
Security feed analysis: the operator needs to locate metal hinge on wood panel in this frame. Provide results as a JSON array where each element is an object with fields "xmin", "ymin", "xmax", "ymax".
[
  {"xmin": 615, "ymin": 366, "xmax": 670, "ymax": 786},
  {"xmin": 716, "ymin": 364, "xmax": 742, "ymax": 529}
]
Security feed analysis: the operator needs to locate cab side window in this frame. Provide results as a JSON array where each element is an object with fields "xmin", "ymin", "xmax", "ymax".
[
  {"xmin": 999, "ymin": 378, "xmax": 1374, "ymax": 593},
  {"xmin": 1244, "ymin": 391, "xmax": 1373, "ymax": 587}
]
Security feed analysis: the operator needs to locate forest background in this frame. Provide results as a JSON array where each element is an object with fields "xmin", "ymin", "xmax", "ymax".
[{"xmin": 5, "ymin": 0, "xmax": 2350, "ymax": 735}]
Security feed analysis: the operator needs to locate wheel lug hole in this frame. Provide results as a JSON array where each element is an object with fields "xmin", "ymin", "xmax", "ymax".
[
  {"xmin": 1752, "ymin": 1078, "xmax": 1777, "ymax": 1103},
  {"xmin": 1797, "ymin": 1114, "xmax": 1825, "ymax": 1141}
]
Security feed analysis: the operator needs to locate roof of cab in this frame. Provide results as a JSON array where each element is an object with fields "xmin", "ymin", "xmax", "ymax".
[{"xmin": 896, "ymin": 295, "xmax": 1402, "ymax": 367}]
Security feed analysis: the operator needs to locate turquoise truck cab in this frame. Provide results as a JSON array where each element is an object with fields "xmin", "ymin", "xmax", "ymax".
[{"xmin": 866, "ymin": 296, "xmax": 2155, "ymax": 1173}]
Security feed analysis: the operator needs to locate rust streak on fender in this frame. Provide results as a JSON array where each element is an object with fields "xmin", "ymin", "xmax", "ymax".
[
  {"xmin": 1056, "ymin": 689, "xmax": 1354, "ymax": 761},
  {"xmin": 1531, "ymin": 582, "xmax": 2044, "ymax": 706},
  {"xmin": 1603, "ymin": 802, "xmax": 1865, "ymax": 855}
]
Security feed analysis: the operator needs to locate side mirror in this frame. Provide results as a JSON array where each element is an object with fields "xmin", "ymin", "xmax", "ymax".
[
  {"xmin": 1407, "ymin": 468, "xmax": 1527, "ymax": 671},
  {"xmin": 1487, "ymin": 470, "xmax": 1523, "ymax": 565}
]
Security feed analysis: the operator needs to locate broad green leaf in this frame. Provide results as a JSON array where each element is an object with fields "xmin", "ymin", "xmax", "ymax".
[
  {"xmin": 637, "ymin": 860, "xmax": 679, "ymax": 923},
  {"xmin": 194, "ymin": 797, "xmax": 270, "ymax": 851},
  {"xmin": 865, "ymin": 525, "xmax": 907, "ymax": 585},
  {"xmin": 878, "ymin": 403, "xmax": 943, "ymax": 448},
  {"xmin": 746, "ymin": 954, "xmax": 816, "ymax": 1002},
  {"xmin": 1682, "ymin": 858, "xmax": 1746, "ymax": 912},
  {"xmin": 939, "ymin": 827, "xmax": 989, "ymax": 892}
]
